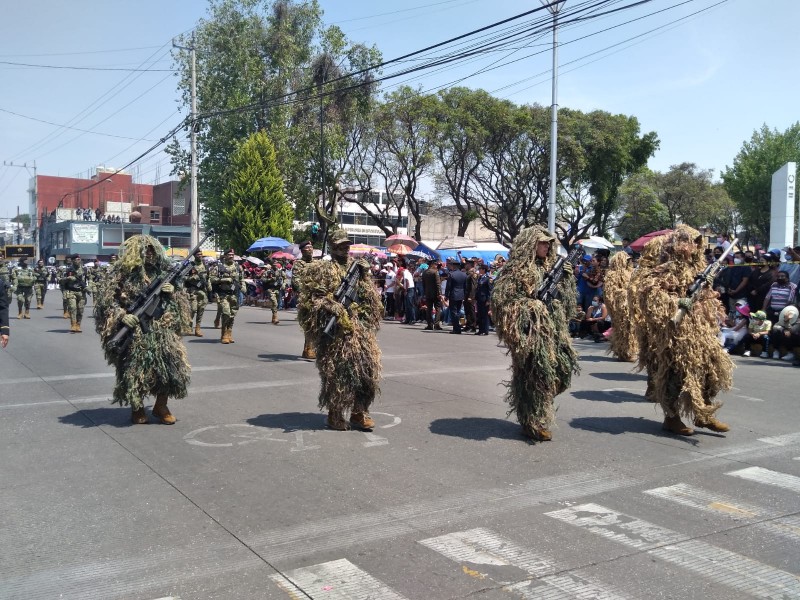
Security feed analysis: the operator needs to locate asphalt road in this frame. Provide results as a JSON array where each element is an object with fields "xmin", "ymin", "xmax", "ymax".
[{"xmin": 1, "ymin": 295, "xmax": 799, "ymax": 600}]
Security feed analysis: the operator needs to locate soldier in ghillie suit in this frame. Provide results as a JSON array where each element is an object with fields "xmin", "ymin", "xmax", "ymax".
[
  {"xmin": 491, "ymin": 225, "xmax": 579, "ymax": 442},
  {"xmin": 183, "ymin": 248, "xmax": 211, "ymax": 337},
  {"xmin": 292, "ymin": 240, "xmax": 316, "ymax": 359},
  {"xmin": 633, "ymin": 225, "xmax": 733, "ymax": 436},
  {"xmin": 94, "ymin": 234, "xmax": 191, "ymax": 425},
  {"xmin": 298, "ymin": 229, "xmax": 382, "ymax": 431},
  {"xmin": 209, "ymin": 248, "xmax": 243, "ymax": 344},
  {"xmin": 603, "ymin": 251, "xmax": 638, "ymax": 362}
]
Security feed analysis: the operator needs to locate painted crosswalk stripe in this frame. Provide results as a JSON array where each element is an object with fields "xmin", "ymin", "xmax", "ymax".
[
  {"xmin": 758, "ymin": 432, "xmax": 800, "ymax": 446},
  {"xmin": 419, "ymin": 528, "xmax": 632, "ymax": 599},
  {"xmin": 727, "ymin": 466, "xmax": 800, "ymax": 493},
  {"xmin": 270, "ymin": 558, "xmax": 409, "ymax": 600},
  {"xmin": 643, "ymin": 483, "xmax": 800, "ymax": 544},
  {"xmin": 546, "ymin": 503, "xmax": 800, "ymax": 599}
]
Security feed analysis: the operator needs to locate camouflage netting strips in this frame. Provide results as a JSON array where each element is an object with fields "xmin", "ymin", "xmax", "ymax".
[
  {"xmin": 632, "ymin": 225, "xmax": 733, "ymax": 422},
  {"xmin": 93, "ymin": 234, "xmax": 192, "ymax": 410},
  {"xmin": 491, "ymin": 226, "xmax": 579, "ymax": 430},
  {"xmin": 604, "ymin": 251, "xmax": 638, "ymax": 362},
  {"xmin": 298, "ymin": 259, "xmax": 383, "ymax": 415}
]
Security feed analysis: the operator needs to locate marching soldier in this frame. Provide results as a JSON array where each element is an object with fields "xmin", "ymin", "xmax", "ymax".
[
  {"xmin": 260, "ymin": 259, "xmax": 284, "ymax": 325},
  {"xmin": 184, "ymin": 248, "xmax": 211, "ymax": 337},
  {"xmin": 293, "ymin": 241, "xmax": 316, "ymax": 358},
  {"xmin": 12, "ymin": 258, "xmax": 36, "ymax": 319},
  {"xmin": 58, "ymin": 256, "xmax": 72, "ymax": 319},
  {"xmin": 33, "ymin": 259, "xmax": 48, "ymax": 309},
  {"xmin": 0, "ymin": 259, "xmax": 12, "ymax": 304},
  {"xmin": 62, "ymin": 254, "xmax": 88, "ymax": 333},
  {"xmin": 210, "ymin": 249, "xmax": 243, "ymax": 344}
]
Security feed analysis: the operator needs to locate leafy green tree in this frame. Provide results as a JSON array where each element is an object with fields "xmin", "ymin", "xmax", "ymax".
[
  {"xmin": 658, "ymin": 162, "xmax": 720, "ymax": 229},
  {"xmin": 219, "ymin": 130, "xmax": 292, "ymax": 251},
  {"xmin": 722, "ymin": 123, "xmax": 800, "ymax": 244},
  {"xmin": 615, "ymin": 170, "xmax": 669, "ymax": 240},
  {"xmin": 11, "ymin": 214, "xmax": 31, "ymax": 228}
]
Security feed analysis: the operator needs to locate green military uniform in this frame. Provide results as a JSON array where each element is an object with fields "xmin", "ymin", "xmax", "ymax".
[
  {"xmin": 210, "ymin": 250, "xmax": 243, "ymax": 343},
  {"xmin": 260, "ymin": 262, "xmax": 284, "ymax": 324},
  {"xmin": 62, "ymin": 254, "xmax": 88, "ymax": 333},
  {"xmin": 0, "ymin": 261, "xmax": 13, "ymax": 304},
  {"xmin": 293, "ymin": 241, "xmax": 316, "ymax": 358},
  {"xmin": 12, "ymin": 261, "xmax": 36, "ymax": 319},
  {"xmin": 33, "ymin": 260, "xmax": 48, "ymax": 309},
  {"xmin": 58, "ymin": 258, "xmax": 72, "ymax": 319},
  {"xmin": 184, "ymin": 252, "xmax": 211, "ymax": 337}
]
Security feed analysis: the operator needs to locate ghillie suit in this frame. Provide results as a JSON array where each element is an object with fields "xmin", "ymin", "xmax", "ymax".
[
  {"xmin": 633, "ymin": 225, "xmax": 733, "ymax": 435},
  {"xmin": 292, "ymin": 253, "xmax": 316, "ymax": 359},
  {"xmin": 491, "ymin": 226, "xmax": 579, "ymax": 442},
  {"xmin": 94, "ymin": 235, "xmax": 192, "ymax": 423},
  {"xmin": 298, "ymin": 255, "xmax": 383, "ymax": 431},
  {"xmin": 604, "ymin": 251, "xmax": 638, "ymax": 362}
]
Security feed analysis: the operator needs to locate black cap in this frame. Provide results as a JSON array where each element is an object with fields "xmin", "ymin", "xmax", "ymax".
[
  {"xmin": 299, "ymin": 240, "xmax": 312, "ymax": 250},
  {"xmin": 68, "ymin": 253, "xmax": 80, "ymax": 260}
]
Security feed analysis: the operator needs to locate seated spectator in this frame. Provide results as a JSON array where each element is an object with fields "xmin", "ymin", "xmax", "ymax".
[
  {"xmin": 580, "ymin": 295, "xmax": 610, "ymax": 342},
  {"xmin": 719, "ymin": 304, "xmax": 750, "ymax": 353},
  {"xmin": 742, "ymin": 310, "xmax": 772, "ymax": 357},
  {"xmin": 569, "ymin": 304, "xmax": 586, "ymax": 338},
  {"xmin": 763, "ymin": 270, "xmax": 797, "ymax": 323},
  {"xmin": 770, "ymin": 305, "xmax": 799, "ymax": 361}
]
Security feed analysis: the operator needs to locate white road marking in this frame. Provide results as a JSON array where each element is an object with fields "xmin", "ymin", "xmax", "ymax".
[
  {"xmin": 643, "ymin": 483, "xmax": 771, "ymax": 519},
  {"xmin": 361, "ymin": 431, "xmax": 389, "ymax": 447},
  {"xmin": 289, "ymin": 429, "xmax": 320, "ymax": 452},
  {"xmin": 2, "ymin": 364, "xmax": 248, "ymax": 385},
  {"xmin": 270, "ymin": 558, "xmax": 409, "ymax": 600},
  {"xmin": 727, "ymin": 466, "xmax": 800, "ymax": 493},
  {"xmin": 419, "ymin": 528, "xmax": 632, "ymax": 599},
  {"xmin": 546, "ymin": 503, "xmax": 800, "ymax": 599},
  {"xmin": 184, "ymin": 424, "xmax": 288, "ymax": 448},
  {"xmin": 758, "ymin": 432, "xmax": 800, "ymax": 446}
]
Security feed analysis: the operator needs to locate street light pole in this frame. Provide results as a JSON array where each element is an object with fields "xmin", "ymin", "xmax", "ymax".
[
  {"xmin": 173, "ymin": 34, "xmax": 199, "ymax": 249},
  {"xmin": 541, "ymin": 0, "xmax": 565, "ymax": 235}
]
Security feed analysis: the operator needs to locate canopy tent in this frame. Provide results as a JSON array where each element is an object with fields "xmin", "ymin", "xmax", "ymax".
[
  {"xmin": 439, "ymin": 249, "xmax": 509, "ymax": 265},
  {"xmin": 412, "ymin": 242, "xmax": 441, "ymax": 262}
]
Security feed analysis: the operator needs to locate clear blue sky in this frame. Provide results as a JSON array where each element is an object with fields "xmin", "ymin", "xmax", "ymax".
[{"xmin": 1, "ymin": 0, "xmax": 798, "ymax": 219}]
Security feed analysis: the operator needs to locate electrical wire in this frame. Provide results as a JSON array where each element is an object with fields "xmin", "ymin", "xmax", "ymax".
[
  {"xmin": 0, "ymin": 108, "xmax": 157, "ymax": 141},
  {"xmin": 0, "ymin": 60, "xmax": 174, "ymax": 72}
]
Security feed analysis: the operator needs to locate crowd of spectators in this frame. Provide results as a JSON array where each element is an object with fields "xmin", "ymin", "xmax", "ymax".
[{"xmin": 72, "ymin": 207, "xmax": 124, "ymax": 224}]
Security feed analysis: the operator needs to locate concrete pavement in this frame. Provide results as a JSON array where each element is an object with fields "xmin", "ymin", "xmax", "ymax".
[{"xmin": 1, "ymin": 297, "xmax": 799, "ymax": 599}]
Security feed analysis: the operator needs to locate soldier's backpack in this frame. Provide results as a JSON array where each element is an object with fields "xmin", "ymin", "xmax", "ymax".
[{"xmin": 16, "ymin": 268, "xmax": 36, "ymax": 287}]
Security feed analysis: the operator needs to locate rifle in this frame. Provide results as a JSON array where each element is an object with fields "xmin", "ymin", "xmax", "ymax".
[
  {"xmin": 215, "ymin": 261, "xmax": 241, "ymax": 297},
  {"xmin": 322, "ymin": 258, "xmax": 366, "ymax": 338},
  {"xmin": 537, "ymin": 246, "xmax": 582, "ymax": 308},
  {"xmin": 109, "ymin": 230, "xmax": 214, "ymax": 353},
  {"xmin": 671, "ymin": 237, "xmax": 738, "ymax": 326}
]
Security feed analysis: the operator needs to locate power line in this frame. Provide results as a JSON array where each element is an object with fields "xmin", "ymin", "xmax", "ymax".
[
  {"xmin": 0, "ymin": 107, "xmax": 157, "ymax": 141},
  {"xmin": 0, "ymin": 60, "xmax": 174, "ymax": 72},
  {"xmin": 0, "ymin": 45, "xmax": 164, "ymax": 58}
]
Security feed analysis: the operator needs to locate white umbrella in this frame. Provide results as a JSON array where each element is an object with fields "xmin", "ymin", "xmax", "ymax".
[
  {"xmin": 436, "ymin": 235, "xmax": 475, "ymax": 250},
  {"xmin": 244, "ymin": 256, "xmax": 264, "ymax": 266},
  {"xmin": 589, "ymin": 235, "xmax": 615, "ymax": 249}
]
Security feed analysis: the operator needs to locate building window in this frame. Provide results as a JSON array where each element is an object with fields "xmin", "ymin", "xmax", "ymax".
[
  {"xmin": 149, "ymin": 210, "xmax": 160, "ymax": 223},
  {"xmin": 173, "ymin": 194, "xmax": 186, "ymax": 216}
]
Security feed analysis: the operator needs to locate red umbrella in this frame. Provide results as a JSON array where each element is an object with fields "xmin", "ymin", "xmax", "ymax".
[
  {"xmin": 387, "ymin": 243, "xmax": 414, "ymax": 255},
  {"xmin": 629, "ymin": 229, "xmax": 672, "ymax": 252},
  {"xmin": 270, "ymin": 251, "xmax": 295, "ymax": 260},
  {"xmin": 384, "ymin": 233, "xmax": 418, "ymax": 248}
]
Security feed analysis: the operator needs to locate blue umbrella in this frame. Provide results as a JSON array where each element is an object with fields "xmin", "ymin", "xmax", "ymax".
[{"xmin": 247, "ymin": 236, "xmax": 292, "ymax": 252}]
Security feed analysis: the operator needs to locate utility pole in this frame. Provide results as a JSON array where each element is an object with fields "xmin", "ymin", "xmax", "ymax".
[
  {"xmin": 540, "ymin": 1, "xmax": 566, "ymax": 235},
  {"xmin": 3, "ymin": 160, "xmax": 37, "ymax": 258},
  {"xmin": 173, "ymin": 34, "xmax": 199, "ymax": 249}
]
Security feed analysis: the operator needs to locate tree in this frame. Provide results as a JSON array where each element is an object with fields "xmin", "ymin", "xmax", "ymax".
[
  {"xmin": 11, "ymin": 214, "xmax": 31, "ymax": 228},
  {"xmin": 658, "ymin": 162, "xmax": 718, "ymax": 229},
  {"xmin": 218, "ymin": 130, "xmax": 292, "ymax": 251},
  {"xmin": 615, "ymin": 170, "xmax": 669, "ymax": 240},
  {"xmin": 722, "ymin": 123, "xmax": 800, "ymax": 244}
]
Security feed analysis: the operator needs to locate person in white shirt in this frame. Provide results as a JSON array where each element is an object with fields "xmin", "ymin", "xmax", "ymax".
[{"xmin": 383, "ymin": 263, "xmax": 396, "ymax": 318}]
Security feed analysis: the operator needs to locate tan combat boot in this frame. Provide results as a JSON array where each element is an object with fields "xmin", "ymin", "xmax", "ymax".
[
  {"xmin": 24, "ymin": 310, "xmax": 31, "ymax": 319},
  {"xmin": 63, "ymin": 310, "xmax": 69, "ymax": 319},
  {"xmin": 326, "ymin": 410, "xmax": 350, "ymax": 431},
  {"xmin": 213, "ymin": 316, "xmax": 221, "ymax": 329},
  {"xmin": 301, "ymin": 340, "xmax": 316, "ymax": 360},
  {"xmin": 37, "ymin": 302, "xmax": 43, "ymax": 309},
  {"xmin": 522, "ymin": 422, "xmax": 552, "ymax": 442},
  {"xmin": 272, "ymin": 314, "xmax": 279, "ymax": 325},
  {"xmin": 194, "ymin": 324, "xmax": 203, "ymax": 337},
  {"xmin": 74, "ymin": 322, "xmax": 82, "ymax": 333},
  {"xmin": 227, "ymin": 326, "xmax": 235, "ymax": 343},
  {"xmin": 69, "ymin": 322, "xmax": 78, "ymax": 333},
  {"xmin": 663, "ymin": 415, "xmax": 694, "ymax": 436},
  {"xmin": 18, "ymin": 307, "xmax": 23, "ymax": 319},
  {"xmin": 350, "ymin": 411, "xmax": 375, "ymax": 431},
  {"xmin": 152, "ymin": 394, "xmax": 176, "ymax": 425},
  {"xmin": 131, "ymin": 407, "xmax": 148, "ymax": 424},
  {"xmin": 220, "ymin": 326, "xmax": 230, "ymax": 344},
  {"xmin": 694, "ymin": 417, "xmax": 730, "ymax": 433}
]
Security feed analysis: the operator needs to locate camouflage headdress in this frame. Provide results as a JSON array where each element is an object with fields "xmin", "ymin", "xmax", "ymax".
[
  {"xmin": 508, "ymin": 225, "xmax": 558, "ymax": 269},
  {"xmin": 117, "ymin": 234, "xmax": 172, "ymax": 278},
  {"xmin": 329, "ymin": 229, "xmax": 351, "ymax": 246}
]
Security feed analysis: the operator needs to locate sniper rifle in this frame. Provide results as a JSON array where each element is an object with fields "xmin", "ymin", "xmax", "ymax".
[{"xmin": 323, "ymin": 258, "xmax": 368, "ymax": 338}]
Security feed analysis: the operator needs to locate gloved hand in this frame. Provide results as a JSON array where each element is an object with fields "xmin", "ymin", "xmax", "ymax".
[
  {"xmin": 677, "ymin": 297, "xmax": 693, "ymax": 311},
  {"xmin": 705, "ymin": 272, "xmax": 715, "ymax": 286},
  {"xmin": 121, "ymin": 313, "xmax": 139, "ymax": 329},
  {"xmin": 160, "ymin": 282, "xmax": 174, "ymax": 295}
]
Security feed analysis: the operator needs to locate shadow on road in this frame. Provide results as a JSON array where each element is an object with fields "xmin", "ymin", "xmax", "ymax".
[
  {"xmin": 577, "ymin": 354, "xmax": 618, "ymax": 363},
  {"xmin": 58, "ymin": 407, "xmax": 132, "ymax": 429},
  {"xmin": 247, "ymin": 411, "xmax": 322, "ymax": 432},
  {"xmin": 589, "ymin": 372, "xmax": 647, "ymax": 382},
  {"xmin": 47, "ymin": 329, "xmax": 75, "ymax": 334},
  {"xmin": 570, "ymin": 389, "xmax": 645, "ymax": 403},
  {"xmin": 568, "ymin": 416, "xmax": 700, "ymax": 445},
  {"xmin": 257, "ymin": 352, "xmax": 310, "ymax": 362},
  {"xmin": 429, "ymin": 417, "xmax": 521, "ymax": 441}
]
